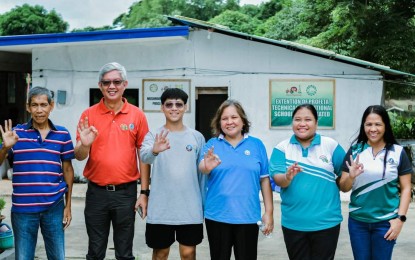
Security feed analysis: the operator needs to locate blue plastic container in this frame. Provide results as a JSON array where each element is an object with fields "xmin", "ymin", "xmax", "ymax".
[{"xmin": 0, "ymin": 223, "xmax": 14, "ymax": 249}]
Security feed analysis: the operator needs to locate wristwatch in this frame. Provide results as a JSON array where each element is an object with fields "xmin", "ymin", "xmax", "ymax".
[
  {"xmin": 140, "ymin": 189, "xmax": 150, "ymax": 196},
  {"xmin": 397, "ymin": 215, "xmax": 406, "ymax": 222}
]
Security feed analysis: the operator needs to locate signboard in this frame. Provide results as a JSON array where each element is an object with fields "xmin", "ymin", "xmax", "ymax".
[
  {"xmin": 269, "ymin": 79, "xmax": 335, "ymax": 129},
  {"xmin": 142, "ymin": 79, "xmax": 191, "ymax": 112}
]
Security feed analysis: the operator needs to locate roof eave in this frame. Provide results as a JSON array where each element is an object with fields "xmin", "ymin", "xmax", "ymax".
[{"xmin": 0, "ymin": 26, "xmax": 190, "ymax": 53}]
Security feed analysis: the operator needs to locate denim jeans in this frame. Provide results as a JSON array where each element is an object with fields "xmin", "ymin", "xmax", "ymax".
[
  {"xmin": 11, "ymin": 199, "xmax": 65, "ymax": 260},
  {"xmin": 348, "ymin": 216, "xmax": 396, "ymax": 260}
]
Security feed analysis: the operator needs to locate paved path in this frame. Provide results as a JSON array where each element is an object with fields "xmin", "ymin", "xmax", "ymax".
[{"xmin": 1, "ymin": 180, "xmax": 414, "ymax": 259}]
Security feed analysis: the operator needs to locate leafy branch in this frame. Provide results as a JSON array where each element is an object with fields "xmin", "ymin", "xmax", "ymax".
[
  {"xmin": 388, "ymin": 111, "xmax": 415, "ymax": 140},
  {"xmin": 0, "ymin": 197, "xmax": 5, "ymax": 214}
]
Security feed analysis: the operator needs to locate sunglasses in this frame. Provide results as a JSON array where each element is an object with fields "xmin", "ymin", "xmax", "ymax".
[
  {"xmin": 164, "ymin": 102, "xmax": 185, "ymax": 109},
  {"xmin": 100, "ymin": 80, "xmax": 124, "ymax": 87}
]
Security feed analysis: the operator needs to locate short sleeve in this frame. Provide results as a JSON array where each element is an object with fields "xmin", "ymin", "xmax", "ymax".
[
  {"xmin": 398, "ymin": 148, "xmax": 414, "ymax": 176},
  {"xmin": 269, "ymin": 146, "xmax": 287, "ymax": 177}
]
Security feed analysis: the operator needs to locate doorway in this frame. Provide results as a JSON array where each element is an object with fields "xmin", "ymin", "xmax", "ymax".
[
  {"xmin": 195, "ymin": 87, "xmax": 228, "ymax": 141},
  {"xmin": 0, "ymin": 72, "xmax": 29, "ymax": 125}
]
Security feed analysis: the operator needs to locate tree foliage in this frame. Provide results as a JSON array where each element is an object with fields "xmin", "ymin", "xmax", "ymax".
[
  {"xmin": 300, "ymin": 0, "xmax": 415, "ymax": 73},
  {"xmin": 71, "ymin": 25, "xmax": 115, "ymax": 33},
  {"xmin": 0, "ymin": 4, "xmax": 68, "ymax": 35},
  {"xmin": 257, "ymin": 0, "xmax": 303, "ymax": 40},
  {"xmin": 119, "ymin": 0, "xmax": 176, "ymax": 29},
  {"xmin": 209, "ymin": 10, "xmax": 260, "ymax": 34},
  {"xmin": 119, "ymin": 0, "xmax": 241, "ymax": 29},
  {"xmin": 256, "ymin": 0, "xmax": 284, "ymax": 20}
]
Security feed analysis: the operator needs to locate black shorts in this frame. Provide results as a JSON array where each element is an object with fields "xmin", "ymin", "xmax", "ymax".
[{"xmin": 146, "ymin": 223, "xmax": 204, "ymax": 249}]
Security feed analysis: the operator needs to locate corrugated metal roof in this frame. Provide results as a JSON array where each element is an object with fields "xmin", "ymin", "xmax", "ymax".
[{"xmin": 167, "ymin": 15, "xmax": 415, "ymax": 79}]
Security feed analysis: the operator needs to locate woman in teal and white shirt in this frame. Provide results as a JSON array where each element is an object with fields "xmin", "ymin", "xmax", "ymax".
[{"xmin": 339, "ymin": 105, "xmax": 413, "ymax": 260}]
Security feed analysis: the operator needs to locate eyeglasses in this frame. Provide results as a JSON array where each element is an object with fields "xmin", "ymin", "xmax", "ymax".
[
  {"xmin": 164, "ymin": 102, "xmax": 185, "ymax": 109},
  {"xmin": 100, "ymin": 80, "xmax": 124, "ymax": 87}
]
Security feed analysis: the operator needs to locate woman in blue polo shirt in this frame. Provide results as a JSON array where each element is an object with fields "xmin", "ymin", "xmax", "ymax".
[
  {"xmin": 269, "ymin": 104, "xmax": 345, "ymax": 260},
  {"xmin": 199, "ymin": 99, "xmax": 274, "ymax": 260},
  {"xmin": 339, "ymin": 105, "xmax": 412, "ymax": 260}
]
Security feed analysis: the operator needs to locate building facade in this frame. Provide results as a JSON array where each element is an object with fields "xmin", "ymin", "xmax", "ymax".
[{"xmin": 0, "ymin": 16, "xmax": 413, "ymax": 176}]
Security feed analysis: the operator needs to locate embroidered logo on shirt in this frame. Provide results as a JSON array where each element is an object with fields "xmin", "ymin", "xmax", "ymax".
[
  {"xmin": 129, "ymin": 123, "xmax": 135, "ymax": 130},
  {"xmin": 319, "ymin": 155, "xmax": 329, "ymax": 163},
  {"xmin": 120, "ymin": 124, "xmax": 128, "ymax": 130},
  {"xmin": 186, "ymin": 145, "xmax": 193, "ymax": 152},
  {"xmin": 244, "ymin": 150, "xmax": 251, "ymax": 156},
  {"xmin": 387, "ymin": 158, "xmax": 397, "ymax": 165}
]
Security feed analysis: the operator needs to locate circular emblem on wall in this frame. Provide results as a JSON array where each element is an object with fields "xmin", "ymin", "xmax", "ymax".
[
  {"xmin": 306, "ymin": 85, "xmax": 317, "ymax": 96},
  {"xmin": 149, "ymin": 84, "xmax": 158, "ymax": 92}
]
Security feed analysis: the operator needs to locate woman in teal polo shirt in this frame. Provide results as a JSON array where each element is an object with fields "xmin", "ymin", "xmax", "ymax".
[
  {"xmin": 339, "ymin": 105, "xmax": 412, "ymax": 260},
  {"xmin": 269, "ymin": 103, "xmax": 345, "ymax": 260}
]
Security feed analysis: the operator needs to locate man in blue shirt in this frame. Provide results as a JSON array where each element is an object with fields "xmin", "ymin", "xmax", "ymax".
[{"xmin": 0, "ymin": 86, "xmax": 75, "ymax": 259}]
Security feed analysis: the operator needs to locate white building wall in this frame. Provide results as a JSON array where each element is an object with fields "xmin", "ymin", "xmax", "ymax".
[{"xmin": 31, "ymin": 30, "xmax": 382, "ymax": 176}]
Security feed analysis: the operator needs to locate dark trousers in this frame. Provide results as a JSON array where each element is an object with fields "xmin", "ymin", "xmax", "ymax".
[
  {"xmin": 282, "ymin": 224, "xmax": 340, "ymax": 260},
  {"xmin": 205, "ymin": 218, "xmax": 259, "ymax": 260},
  {"xmin": 85, "ymin": 181, "xmax": 137, "ymax": 260}
]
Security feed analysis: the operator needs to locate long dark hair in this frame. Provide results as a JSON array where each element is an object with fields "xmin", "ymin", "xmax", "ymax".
[{"xmin": 353, "ymin": 105, "xmax": 397, "ymax": 145}]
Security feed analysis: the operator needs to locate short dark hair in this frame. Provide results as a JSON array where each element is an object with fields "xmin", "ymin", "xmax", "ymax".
[
  {"xmin": 160, "ymin": 88, "xmax": 188, "ymax": 104},
  {"xmin": 354, "ymin": 105, "xmax": 397, "ymax": 145},
  {"xmin": 210, "ymin": 99, "xmax": 250, "ymax": 137},
  {"xmin": 292, "ymin": 104, "xmax": 318, "ymax": 121},
  {"xmin": 27, "ymin": 86, "xmax": 53, "ymax": 105}
]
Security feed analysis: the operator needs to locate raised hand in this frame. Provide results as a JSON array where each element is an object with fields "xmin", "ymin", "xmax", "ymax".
[
  {"xmin": 77, "ymin": 117, "xmax": 98, "ymax": 147},
  {"xmin": 0, "ymin": 119, "xmax": 19, "ymax": 149},
  {"xmin": 345, "ymin": 154, "xmax": 364, "ymax": 179},
  {"xmin": 153, "ymin": 129, "xmax": 170, "ymax": 154},
  {"xmin": 285, "ymin": 162, "xmax": 302, "ymax": 181},
  {"xmin": 202, "ymin": 146, "xmax": 221, "ymax": 172}
]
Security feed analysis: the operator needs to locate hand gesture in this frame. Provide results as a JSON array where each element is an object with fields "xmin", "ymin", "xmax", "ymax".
[
  {"xmin": 345, "ymin": 154, "xmax": 364, "ymax": 180},
  {"xmin": 203, "ymin": 146, "xmax": 221, "ymax": 172},
  {"xmin": 153, "ymin": 129, "xmax": 170, "ymax": 154},
  {"xmin": 0, "ymin": 119, "xmax": 19, "ymax": 149},
  {"xmin": 285, "ymin": 162, "xmax": 302, "ymax": 181},
  {"xmin": 77, "ymin": 117, "xmax": 98, "ymax": 147}
]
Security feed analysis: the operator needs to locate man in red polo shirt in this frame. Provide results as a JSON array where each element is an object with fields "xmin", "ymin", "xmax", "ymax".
[{"xmin": 75, "ymin": 62, "xmax": 150, "ymax": 260}]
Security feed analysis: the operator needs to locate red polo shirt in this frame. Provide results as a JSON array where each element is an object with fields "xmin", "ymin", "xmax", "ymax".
[{"xmin": 77, "ymin": 98, "xmax": 149, "ymax": 185}]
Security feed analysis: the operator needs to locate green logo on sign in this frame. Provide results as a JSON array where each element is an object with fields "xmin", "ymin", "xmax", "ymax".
[{"xmin": 306, "ymin": 85, "xmax": 317, "ymax": 96}]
